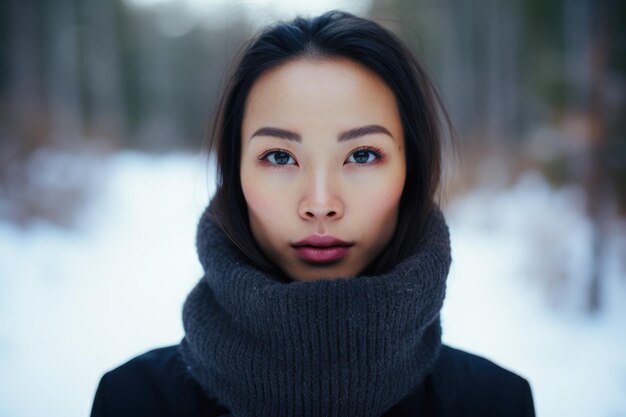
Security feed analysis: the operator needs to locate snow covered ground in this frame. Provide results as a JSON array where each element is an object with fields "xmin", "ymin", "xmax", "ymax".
[{"xmin": 0, "ymin": 151, "xmax": 624, "ymax": 417}]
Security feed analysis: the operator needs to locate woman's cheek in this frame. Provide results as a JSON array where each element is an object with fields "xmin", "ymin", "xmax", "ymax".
[
  {"xmin": 346, "ymin": 164, "xmax": 404, "ymax": 194},
  {"xmin": 243, "ymin": 170, "xmax": 296, "ymax": 227},
  {"xmin": 365, "ymin": 187, "xmax": 401, "ymax": 219},
  {"xmin": 243, "ymin": 178, "xmax": 275, "ymax": 216},
  {"xmin": 355, "ymin": 170, "xmax": 404, "ymax": 218}
]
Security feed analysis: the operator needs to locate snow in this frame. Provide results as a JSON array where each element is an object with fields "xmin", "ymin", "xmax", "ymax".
[
  {"xmin": 442, "ymin": 173, "xmax": 626, "ymax": 417},
  {"xmin": 0, "ymin": 151, "xmax": 624, "ymax": 417}
]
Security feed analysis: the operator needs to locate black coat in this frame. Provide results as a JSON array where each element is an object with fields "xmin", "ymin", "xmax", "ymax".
[{"xmin": 90, "ymin": 344, "xmax": 535, "ymax": 417}]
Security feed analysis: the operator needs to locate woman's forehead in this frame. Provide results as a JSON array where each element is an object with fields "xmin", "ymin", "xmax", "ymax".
[{"xmin": 241, "ymin": 57, "xmax": 402, "ymax": 141}]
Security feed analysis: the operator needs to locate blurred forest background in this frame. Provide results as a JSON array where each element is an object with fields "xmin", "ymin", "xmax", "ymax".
[
  {"xmin": 1, "ymin": 1, "xmax": 625, "ymax": 416},
  {"xmin": 1, "ymin": 0, "xmax": 624, "ymax": 311}
]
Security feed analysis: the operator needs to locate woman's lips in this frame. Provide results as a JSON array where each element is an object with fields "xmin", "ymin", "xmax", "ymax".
[
  {"xmin": 292, "ymin": 245, "xmax": 352, "ymax": 263},
  {"xmin": 291, "ymin": 235, "xmax": 354, "ymax": 264}
]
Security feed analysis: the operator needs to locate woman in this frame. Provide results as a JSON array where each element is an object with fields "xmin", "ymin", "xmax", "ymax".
[{"xmin": 91, "ymin": 10, "xmax": 535, "ymax": 417}]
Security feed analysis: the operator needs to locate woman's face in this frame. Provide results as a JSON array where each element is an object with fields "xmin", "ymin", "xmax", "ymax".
[{"xmin": 240, "ymin": 57, "xmax": 406, "ymax": 282}]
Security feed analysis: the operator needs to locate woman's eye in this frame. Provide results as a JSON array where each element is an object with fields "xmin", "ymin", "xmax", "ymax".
[
  {"xmin": 262, "ymin": 151, "xmax": 296, "ymax": 166},
  {"xmin": 346, "ymin": 149, "xmax": 379, "ymax": 164}
]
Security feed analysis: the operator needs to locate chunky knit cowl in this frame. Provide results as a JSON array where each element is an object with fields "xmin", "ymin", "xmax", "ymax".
[{"xmin": 179, "ymin": 204, "xmax": 451, "ymax": 417}]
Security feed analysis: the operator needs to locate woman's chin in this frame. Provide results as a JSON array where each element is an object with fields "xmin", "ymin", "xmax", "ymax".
[{"xmin": 286, "ymin": 261, "xmax": 360, "ymax": 282}]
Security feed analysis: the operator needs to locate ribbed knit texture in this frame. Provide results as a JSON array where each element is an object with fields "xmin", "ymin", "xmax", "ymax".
[{"xmin": 180, "ymin": 205, "xmax": 451, "ymax": 417}]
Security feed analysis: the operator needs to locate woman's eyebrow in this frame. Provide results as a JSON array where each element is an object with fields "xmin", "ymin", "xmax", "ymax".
[
  {"xmin": 250, "ymin": 127, "xmax": 302, "ymax": 142},
  {"xmin": 338, "ymin": 125, "xmax": 393, "ymax": 142},
  {"xmin": 249, "ymin": 124, "xmax": 393, "ymax": 143}
]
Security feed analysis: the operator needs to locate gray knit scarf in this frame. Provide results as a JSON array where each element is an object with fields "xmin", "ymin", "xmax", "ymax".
[{"xmin": 180, "ymin": 204, "xmax": 451, "ymax": 417}]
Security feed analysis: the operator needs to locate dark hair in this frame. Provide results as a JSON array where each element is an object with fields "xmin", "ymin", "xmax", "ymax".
[{"xmin": 206, "ymin": 10, "xmax": 451, "ymax": 279}]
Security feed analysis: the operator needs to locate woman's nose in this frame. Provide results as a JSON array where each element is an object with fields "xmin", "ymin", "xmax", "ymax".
[{"xmin": 298, "ymin": 172, "xmax": 344, "ymax": 221}]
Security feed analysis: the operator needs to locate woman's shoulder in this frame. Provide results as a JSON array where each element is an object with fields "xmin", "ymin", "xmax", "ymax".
[
  {"xmin": 90, "ymin": 345, "xmax": 226, "ymax": 417},
  {"xmin": 91, "ymin": 344, "xmax": 534, "ymax": 417},
  {"xmin": 430, "ymin": 345, "xmax": 535, "ymax": 416}
]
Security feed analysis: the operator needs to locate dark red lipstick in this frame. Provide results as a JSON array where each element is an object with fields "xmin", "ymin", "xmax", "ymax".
[{"xmin": 291, "ymin": 235, "xmax": 354, "ymax": 263}]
